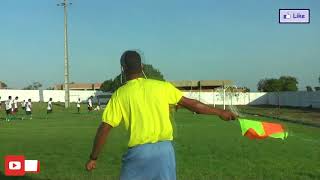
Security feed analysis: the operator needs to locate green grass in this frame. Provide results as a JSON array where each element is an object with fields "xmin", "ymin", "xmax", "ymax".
[
  {"xmin": 238, "ymin": 105, "xmax": 320, "ymax": 127},
  {"xmin": 0, "ymin": 103, "xmax": 320, "ymax": 180}
]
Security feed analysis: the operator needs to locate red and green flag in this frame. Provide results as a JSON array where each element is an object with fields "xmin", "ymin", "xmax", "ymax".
[{"xmin": 239, "ymin": 119, "xmax": 288, "ymax": 140}]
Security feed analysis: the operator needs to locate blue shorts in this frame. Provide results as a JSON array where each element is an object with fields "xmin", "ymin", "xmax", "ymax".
[{"xmin": 120, "ymin": 141, "xmax": 176, "ymax": 180}]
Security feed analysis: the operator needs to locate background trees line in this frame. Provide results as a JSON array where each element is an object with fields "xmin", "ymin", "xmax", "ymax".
[
  {"xmin": 100, "ymin": 64, "xmax": 164, "ymax": 92},
  {"xmin": 1, "ymin": 69, "xmax": 320, "ymax": 92}
]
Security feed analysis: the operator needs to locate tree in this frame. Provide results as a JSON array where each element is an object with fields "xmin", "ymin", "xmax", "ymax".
[
  {"xmin": 0, "ymin": 81, "xmax": 7, "ymax": 88},
  {"xmin": 142, "ymin": 64, "xmax": 165, "ymax": 81},
  {"xmin": 315, "ymin": 87, "xmax": 320, "ymax": 91},
  {"xmin": 101, "ymin": 64, "xmax": 165, "ymax": 92},
  {"xmin": 46, "ymin": 87, "xmax": 55, "ymax": 90},
  {"xmin": 257, "ymin": 79, "xmax": 267, "ymax": 92},
  {"xmin": 306, "ymin": 86, "xmax": 313, "ymax": 92},
  {"xmin": 23, "ymin": 82, "xmax": 42, "ymax": 90},
  {"xmin": 279, "ymin": 76, "xmax": 298, "ymax": 91},
  {"xmin": 257, "ymin": 78, "xmax": 281, "ymax": 92},
  {"xmin": 243, "ymin": 87, "xmax": 250, "ymax": 92},
  {"xmin": 257, "ymin": 76, "xmax": 298, "ymax": 92},
  {"xmin": 100, "ymin": 79, "xmax": 114, "ymax": 92}
]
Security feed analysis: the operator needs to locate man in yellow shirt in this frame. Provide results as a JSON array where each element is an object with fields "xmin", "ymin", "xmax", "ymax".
[{"xmin": 86, "ymin": 50, "xmax": 237, "ymax": 180}]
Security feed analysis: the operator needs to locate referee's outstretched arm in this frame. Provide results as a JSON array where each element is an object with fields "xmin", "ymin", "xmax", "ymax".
[
  {"xmin": 178, "ymin": 96, "xmax": 237, "ymax": 121},
  {"xmin": 86, "ymin": 122, "xmax": 112, "ymax": 171}
]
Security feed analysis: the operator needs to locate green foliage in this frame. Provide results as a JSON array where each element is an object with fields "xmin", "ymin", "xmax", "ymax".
[
  {"xmin": 315, "ymin": 87, "xmax": 320, "ymax": 91},
  {"xmin": 279, "ymin": 76, "xmax": 298, "ymax": 91},
  {"xmin": 257, "ymin": 76, "xmax": 298, "ymax": 92},
  {"xmin": 46, "ymin": 87, "xmax": 55, "ymax": 90},
  {"xmin": 100, "ymin": 64, "xmax": 165, "ymax": 92},
  {"xmin": 100, "ymin": 79, "xmax": 113, "ymax": 92},
  {"xmin": 23, "ymin": 82, "xmax": 42, "ymax": 90},
  {"xmin": 0, "ymin": 81, "xmax": 7, "ymax": 88},
  {"xmin": 306, "ymin": 86, "xmax": 313, "ymax": 92},
  {"xmin": 142, "ymin": 64, "xmax": 165, "ymax": 81}
]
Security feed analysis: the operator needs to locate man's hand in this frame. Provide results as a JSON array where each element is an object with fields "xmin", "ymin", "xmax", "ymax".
[
  {"xmin": 86, "ymin": 122, "xmax": 112, "ymax": 172},
  {"xmin": 219, "ymin": 111, "xmax": 237, "ymax": 121},
  {"xmin": 86, "ymin": 160, "xmax": 97, "ymax": 171}
]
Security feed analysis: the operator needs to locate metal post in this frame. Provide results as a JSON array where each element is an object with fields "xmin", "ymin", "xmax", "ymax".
[
  {"xmin": 223, "ymin": 86, "xmax": 226, "ymax": 110},
  {"xmin": 58, "ymin": 0, "xmax": 72, "ymax": 108},
  {"xmin": 199, "ymin": 82, "xmax": 201, "ymax": 102},
  {"xmin": 212, "ymin": 89, "xmax": 215, "ymax": 107}
]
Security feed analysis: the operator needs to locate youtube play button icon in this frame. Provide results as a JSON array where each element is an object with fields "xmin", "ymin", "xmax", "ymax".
[
  {"xmin": 4, "ymin": 155, "xmax": 40, "ymax": 176},
  {"xmin": 9, "ymin": 161, "xmax": 21, "ymax": 170},
  {"xmin": 5, "ymin": 155, "xmax": 25, "ymax": 176}
]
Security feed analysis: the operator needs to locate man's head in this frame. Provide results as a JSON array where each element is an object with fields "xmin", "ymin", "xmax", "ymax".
[
  {"xmin": 8, "ymin": 96, "xmax": 12, "ymax": 100},
  {"xmin": 120, "ymin": 50, "xmax": 143, "ymax": 75},
  {"xmin": 15, "ymin": 96, "xmax": 18, "ymax": 100}
]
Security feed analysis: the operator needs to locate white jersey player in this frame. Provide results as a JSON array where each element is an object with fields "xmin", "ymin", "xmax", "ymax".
[
  {"xmin": 47, "ymin": 98, "xmax": 53, "ymax": 114},
  {"xmin": 77, "ymin": 98, "xmax": 81, "ymax": 113},
  {"xmin": 5, "ymin": 96, "xmax": 13, "ymax": 121},
  {"xmin": 88, "ymin": 96, "xmax": 93, "ymax": 112},
  {"xmin": 26, "ymin": 99, "xmax": 32, "ymax": 119}
]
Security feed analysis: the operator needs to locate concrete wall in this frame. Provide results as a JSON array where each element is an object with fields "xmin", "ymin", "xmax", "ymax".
[
  {"xmin": 1, "ymin": 90, "xmax": 319, "ymax": 108},
  {"xmin": 182, "ymin": 91, "xmax": 320, "ymax": 108},
  {"xmin": 182, "ymin": 91, "xmax": 268, "ymax": 106},
  {"xmin": 0, "ymin": 90, "xmax": 111, "ymax": 103},
  {"xmin": 0, "ymin": 90, "xmax": 40, "ymax": 102},
  {"xmin": 266, "ymin": 91, "xmax": 320, "ymax": 108}
]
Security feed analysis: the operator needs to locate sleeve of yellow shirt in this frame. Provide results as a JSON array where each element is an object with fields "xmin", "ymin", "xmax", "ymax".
[
  {"xmin": 102, "ymin": 92, "xmax": 123, "ymax": 127},
  {"xmin": 166, "ymin": 82, "xmax": 183, "ymax": 105}
]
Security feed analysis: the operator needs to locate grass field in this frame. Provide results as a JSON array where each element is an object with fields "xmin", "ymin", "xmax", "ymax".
[
  {"xmin": 0, "ymin": 103, "xmax": 320, "ymax": 180},
  {"xmin": 238, "ymin": 105, "xmax": 320, "ymax": 127}
]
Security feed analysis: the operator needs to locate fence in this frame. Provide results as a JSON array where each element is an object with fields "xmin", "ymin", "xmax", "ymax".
[
  {"xmin": 0, "ymin": 90, "xmax": 319, "ymax": 108},
  {"xmin": 0, "ymin": 90, "xmax": 111, "ymax": 103},
  {"xmin": 182, "ymin": 91, "xmax": 320, "ymax": 108}
]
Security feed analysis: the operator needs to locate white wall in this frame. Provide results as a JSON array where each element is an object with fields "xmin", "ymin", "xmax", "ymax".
[
  {"xmin": 0, "ymin": 90, "xmax": 111, "ymax": 103},
  {"xmin": 1, "ymin": 90, "xmax": 319, "ymax": 108},
  {"xmin": 267, "ymin": 91, "xmax": 320, "ymax": 108},
  {"xmin": 0, "ymin": 90, "xmax": 40, "ymax": 102},
  {"xmin": 182, "ymin": 91, "xmax": 268, "ymax": 106},
  {"xmin": 182, "ymin": 91, "xmax": 320, "ymax": 108},
  {"xmin": 42, "ymin": 90, "xmax": 111, "ymax": 102}
]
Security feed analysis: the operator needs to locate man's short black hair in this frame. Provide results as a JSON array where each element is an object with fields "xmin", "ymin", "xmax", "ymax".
[{"xmin": 120, "ymin": 50, "xmax": 142, "ymax": 74}]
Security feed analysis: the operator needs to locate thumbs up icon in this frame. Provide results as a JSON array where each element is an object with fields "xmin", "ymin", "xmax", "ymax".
[{"xmin": 284, "ymin": 13, "xmax": 291, "ymax": 19}]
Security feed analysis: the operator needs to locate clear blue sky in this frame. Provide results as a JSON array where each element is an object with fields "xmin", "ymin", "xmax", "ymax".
[{"xmin": 1, "ymin": 0, "xmax": 319, "ymax": 91}]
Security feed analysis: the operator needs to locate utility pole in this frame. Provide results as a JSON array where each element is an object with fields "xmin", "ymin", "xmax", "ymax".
[{"xmin": 58, "ymin": 0, "xmax": 72, "ymax": 108}]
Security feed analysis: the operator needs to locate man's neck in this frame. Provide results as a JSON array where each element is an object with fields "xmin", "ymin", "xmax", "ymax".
[{"xmin": 126, "ymin": 73, "xmax": 144, "ymax": 81}]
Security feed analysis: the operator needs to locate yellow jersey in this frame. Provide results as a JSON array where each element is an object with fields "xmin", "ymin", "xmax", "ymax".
[{"xmin": 102, "ymin": 78, "xmax": 183, "ymax": 147}]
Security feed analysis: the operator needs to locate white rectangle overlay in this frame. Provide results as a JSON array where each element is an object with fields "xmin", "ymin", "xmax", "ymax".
[{"xmin": 24, "ymin": 160, "xmax": 40, "ymax": 172}]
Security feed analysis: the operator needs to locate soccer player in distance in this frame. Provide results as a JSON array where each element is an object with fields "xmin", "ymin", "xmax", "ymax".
[
  {"xmin": 26, "ymin": 99, "xmax": 32, "ymax": 120},
  {"xmin": 5, "ymin": 96, "xmax": 13, "ymax": 122},
  {"xmin": 85, "ymin": 50, "xmax": 237, "ymax": 180},
  {"xmin": 47, "ymin": 98, "xmax": 53, "ymax": 114},
  {"xmin": 13, "ymin": 96, "xmax": 19, "ymax": 114},
  {"xmin": 77, "ymin": 98, "xmax": 81, "ymax": 113},
  {"xmin": 88, "ymin": 96, "xmax": 93, "ymax": 112}
]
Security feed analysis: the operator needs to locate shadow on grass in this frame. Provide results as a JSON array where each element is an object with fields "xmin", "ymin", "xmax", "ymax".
[{"xmin": 0, "ymin": 172, "xmax": 47, "ymax": 180}]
